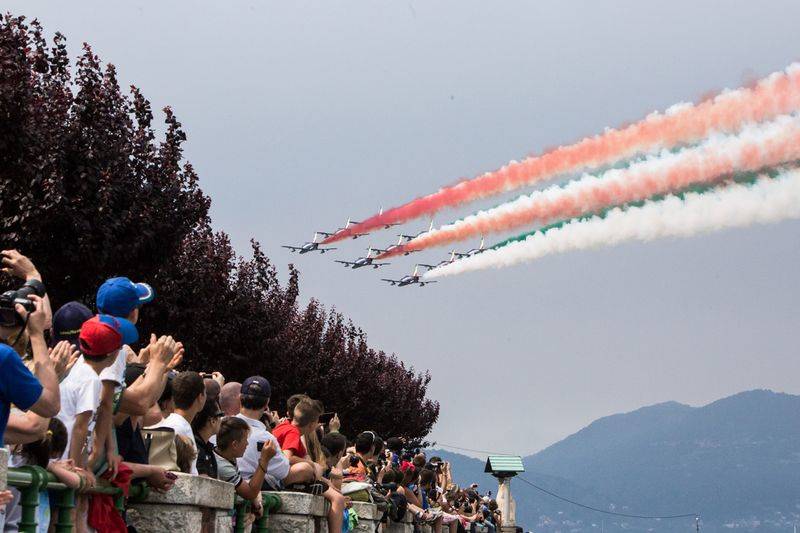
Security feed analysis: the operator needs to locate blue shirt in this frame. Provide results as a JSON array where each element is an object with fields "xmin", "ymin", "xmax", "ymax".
[{"xmin": 0, "ymin": 344, "xmax": 44, "ymax": 445}]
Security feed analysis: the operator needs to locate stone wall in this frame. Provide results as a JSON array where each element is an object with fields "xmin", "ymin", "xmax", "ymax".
[{"xmin": 0, "ymin": 466, "xmax": 491, "ymax": 533}]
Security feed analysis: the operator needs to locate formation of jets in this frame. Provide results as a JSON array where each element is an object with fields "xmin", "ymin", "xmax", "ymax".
[{"xmin": 281, "ymin": 216, "xmax": 486, "ymax": 287}]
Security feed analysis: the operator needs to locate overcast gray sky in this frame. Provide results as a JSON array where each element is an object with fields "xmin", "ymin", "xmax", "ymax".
[{"xmin": 12, "ymin": 0, "xmax": 800, "ymax": 456}]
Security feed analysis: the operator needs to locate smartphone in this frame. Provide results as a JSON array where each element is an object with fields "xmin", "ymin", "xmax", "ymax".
[
  {"xmin": 257, "ymin": 441, "xmax": 266, "ymax": 452},
  {"xmin": 319, "ymin": 412, "xmax": 335, "ymax": 424}
]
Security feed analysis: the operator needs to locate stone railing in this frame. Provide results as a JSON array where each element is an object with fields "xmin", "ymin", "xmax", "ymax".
[{"xmin": 1, "ymin": 461, "xmax": 492, "ymax": 532}]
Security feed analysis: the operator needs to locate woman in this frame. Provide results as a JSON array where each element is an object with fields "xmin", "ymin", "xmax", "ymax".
[{"xmin": 191, "ymin": 397, "xmax": 223, "ymax": 478}]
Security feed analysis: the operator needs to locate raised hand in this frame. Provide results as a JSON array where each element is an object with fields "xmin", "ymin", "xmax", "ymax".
[
  {"xmin": 1, "ymin": 249, "xmax": 40, "ymax": 281},
  {"xmin": 49, "ymin": 340, "xmax": 79, "ymax": 380}
]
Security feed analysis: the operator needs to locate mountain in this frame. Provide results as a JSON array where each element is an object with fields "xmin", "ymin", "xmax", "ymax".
[{"xmin": 430, "ymin": 390, "xmax": 800, "ymax": 533}]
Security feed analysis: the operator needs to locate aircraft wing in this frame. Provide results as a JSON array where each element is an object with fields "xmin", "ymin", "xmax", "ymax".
[
  {"xmin": 372, "ymin": 262, "xmax": 391, "ymax": 268},
  {"xmin": 351, "ymin": 233, "xmax": 369, "ymax": 239},
  {"xmin": 381, "ymin": 278, "xmax": 400, "ymax": 284},
  {"xmin": 335, "ymin": 260, "xmax": 356, "ymax": 266},
  {"xmin": 282, "ymin": 245, "xmax": 302, "ymax": 252}
]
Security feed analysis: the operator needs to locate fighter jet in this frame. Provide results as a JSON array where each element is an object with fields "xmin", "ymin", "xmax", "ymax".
[
  {"xmin": 373, "ymin": 236, "xmax": 420, "ymax": 257},
  {"xmin": 398, "ymin": 220, "xmax": 434, "ymax": 242},
  {"xmin": 378, "ymin": 207, "xmax": 401, "ymax": 229},
  {"xmin": 452, "ymin": 236, "xmax": 486, "ymax": 259},
  {"xmin": 335, "ymin": 247, "xmax": 391, "ymax": 269},
  {"xmin": 282, "ymin": 233, "xmax": 337, "ymax": 254},
  {"xmin": 381, "ymin": 265, "xmax": 437, "ymax": 287},
  {"xmin": 318, "ymin": 218, "xmax": 368, "ymax": 240},
  {"xmin": 418, "ymin": 251, "xmax": 457, "ymax": 270}
]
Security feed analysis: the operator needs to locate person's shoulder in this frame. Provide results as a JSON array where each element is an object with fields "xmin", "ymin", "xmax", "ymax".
[{"xmin": 0, "ymin": 343, "xmax": 16, "ymax": 361}]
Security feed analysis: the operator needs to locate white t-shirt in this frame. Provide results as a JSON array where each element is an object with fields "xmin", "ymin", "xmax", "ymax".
[
  {"xmin": 151, "ymin": 412, "xmax": 198, "ymax": 475},
  {"xmin": 235, "ymin": 414, "xmax": 290, "ymax": 481},
  {"xmin": 99, "ymin": 345, "xmax": 131, "ymax": 385},
  {"xmin": 56, "ymin": 357, "xmax": 103, "ymax": 460}
]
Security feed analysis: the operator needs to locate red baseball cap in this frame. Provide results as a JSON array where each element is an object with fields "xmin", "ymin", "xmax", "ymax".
[{"xmin": 79, "ymin": 314, "xmax": 138, "ymax": 357}]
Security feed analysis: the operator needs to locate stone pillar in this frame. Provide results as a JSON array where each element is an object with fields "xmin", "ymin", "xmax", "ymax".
[
  {"xmin": 126, "ymin": 473, "xmax": 235, "ymax": 533},
  {"xmin": 496, "ymin": 477, "xmax": 518, "ymax": 532},
  {"xmin": 262, "ymin": 491, "xmax": 326, "ymax": 532}
]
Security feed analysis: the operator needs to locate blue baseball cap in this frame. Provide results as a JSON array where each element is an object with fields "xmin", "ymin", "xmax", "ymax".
[
  {"xmin": 96, "ymin": 277, "xmax": 155, "ymax": 317},
  {"xmin": 52, "ymin": 301, "xmax": 93, "ymax": 347}
]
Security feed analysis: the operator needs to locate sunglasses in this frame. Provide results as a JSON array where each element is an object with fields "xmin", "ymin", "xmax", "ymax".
[{"xmin": 213, "ymin": 412, "xmax": 225, "ymax": 418}]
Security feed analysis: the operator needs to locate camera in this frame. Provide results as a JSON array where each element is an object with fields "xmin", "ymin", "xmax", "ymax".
[
  {"xmin": 0, "ymin": 279, "xmax": 46, "ymax": 327},
  {"xmin": 257, "ymin": 441, "xmax": 266, "ymax": 452}
]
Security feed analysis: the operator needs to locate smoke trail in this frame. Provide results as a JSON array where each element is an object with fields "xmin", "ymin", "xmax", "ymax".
[
  {"xmin": 325, "ymin": 62, "xmax": 800, "ymax": 243},
  {"xmin": 380, "ymin": 115, "xmax": 800, "ymax": 257},
  {"xmin": 423, "ymin": 168, "xmax": 800, "ymax": 279}
]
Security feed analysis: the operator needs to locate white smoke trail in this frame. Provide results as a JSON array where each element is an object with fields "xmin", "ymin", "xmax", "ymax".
[
  {"xmin": 399, "ymin": 114, "xmax": 800, "ymax": 256},
  {"xmin": 424, "ymin": 169, "xmax": 800, "ymax": 279}
]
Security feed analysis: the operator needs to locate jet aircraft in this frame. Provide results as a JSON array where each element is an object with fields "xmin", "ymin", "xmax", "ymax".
[
  {"xmin": 318, "ymin": 218, "xmax": 368, "ymax": 240},
  {"xmin": 373, "ymin": 236, "xmax": 420, "ymax": 257},
  {"xmin": 282, "ymin": 233, "xmax": 337, "ymax": 254},
  {"xmin": 381, "ymin": 265, "xmax": 437, "ymax": 287},
  {"xmin": 335, "ymin": 247, "xmax": 390, "ymax": 269},
  {"xmin": 453, "ymin": 236, "xmax": 486, "ymax": 258}
]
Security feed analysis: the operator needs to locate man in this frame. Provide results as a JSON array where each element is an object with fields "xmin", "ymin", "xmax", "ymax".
[
  {"xmin": 235, "ymin": 376, "xmax": 314, "ymax": 489},
  {"xmin": 0, "ymin": 250, "xmax": 61, "ymax": 445},
  {"xmin": 219, "ymin": 382, "xmax": 242, "ymax": 416},
  {"xmin": 273, "ymin": 397, "xmax": 346, "ymax": 533},
  {"xmin": 149, "ymin": 371, "xmax": 205, "ymax": 474}
]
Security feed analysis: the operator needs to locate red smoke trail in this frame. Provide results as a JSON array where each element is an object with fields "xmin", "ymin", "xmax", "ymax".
[
  {"xmin": 378, "ymin": 117, "xmax": 800, "ymax": 257},
  {"xmin": 324, "ymin": 63, "xmax": 800, "ymax": 243}
]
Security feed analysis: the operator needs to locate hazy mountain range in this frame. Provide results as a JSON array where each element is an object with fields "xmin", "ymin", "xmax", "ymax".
[{"xmin": 430, "ymin": 389, "xmax": 800, "ymax": 533}]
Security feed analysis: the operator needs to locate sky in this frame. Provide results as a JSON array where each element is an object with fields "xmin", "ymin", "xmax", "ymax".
[{"xmin": 10, "ymin": 0, "xmax": 800, "ymax": 457}]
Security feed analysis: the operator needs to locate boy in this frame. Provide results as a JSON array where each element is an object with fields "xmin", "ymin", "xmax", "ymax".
[
  {"xmin": 58, "ymin": 315, "xmax": 137, "ymax": 464},
  {"xmin": 273, "ymin": 397, "xmax": 346, "ymax": 533},
  {"xmin": 214, "ymin": 417, "xmax": 277, "ymax": 508},
  {"xmin": 149, "ymin": 371, "xmax": 205, "ymax": 474}
]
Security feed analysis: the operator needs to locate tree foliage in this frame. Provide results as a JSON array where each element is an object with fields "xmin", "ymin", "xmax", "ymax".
[{"xmin": 0, "ymin": 14, "xmax": 439, "ymax": 441}]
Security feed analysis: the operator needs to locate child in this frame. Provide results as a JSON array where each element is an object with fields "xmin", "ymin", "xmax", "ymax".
[
  {"xmin": 214, "ymin": 417, "xmax": 277, "ymax": 520},
  {"xmin": 57, "ymin": 314, "xmax": 137, "ymax": 532},
  {"xmin": 8, "ymin": 419, "xmax": 92, "ymax": 532},
  {"xmin": 273, "ymin": 398, "xmax": 346, "ymax": 533}
]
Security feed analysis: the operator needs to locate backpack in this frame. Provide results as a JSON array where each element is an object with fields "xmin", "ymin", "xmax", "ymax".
[{"xmin": 375, "ymin": 492, "xmax": 409, "ymax": 532}]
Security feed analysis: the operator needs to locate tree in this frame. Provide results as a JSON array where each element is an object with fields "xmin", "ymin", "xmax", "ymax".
[{"xmin": 0, "ymin": 14, "xmax": 439, "ymax": 441}]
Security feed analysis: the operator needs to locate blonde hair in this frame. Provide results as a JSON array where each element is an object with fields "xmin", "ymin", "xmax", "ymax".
[{"xmin": 304, "ymin": 429, "xmax": 327, "ymax": 467}]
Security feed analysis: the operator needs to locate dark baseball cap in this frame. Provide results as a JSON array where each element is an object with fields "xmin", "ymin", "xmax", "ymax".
[
  {"xmin": 241, "ymin": 376, "xmax": 271, "ymax": 398},
  {"xmin": 96, "ymin": 277, "xmax": 155, "ymax": 317},
  {"xmin": 52, "ymin": 301, "xmax": 93, "ymax": 347}
]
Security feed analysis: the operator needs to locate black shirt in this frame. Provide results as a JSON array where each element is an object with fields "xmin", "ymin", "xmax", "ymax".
[
  {"xmin": 195, "ymin": 434, "xmax": 218, "ymax": 478},
  {"xmin": 116, "ymin": 417, "xmax": 149, "ymax": 465}
]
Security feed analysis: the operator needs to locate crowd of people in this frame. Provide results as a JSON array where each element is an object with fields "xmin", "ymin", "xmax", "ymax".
[{"xmin": 0, "ymin": 249, "xmax": 502, "ymax": 532}]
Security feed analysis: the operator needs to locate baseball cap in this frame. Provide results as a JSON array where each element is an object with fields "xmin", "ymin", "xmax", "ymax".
[
  {"xmin": 96, "ymin": 277, "xmax": 155, "ymax": 317},
  {"xmin": 52, "ymin": 301, "xmax": 93, "ymax": 346},
  {"xmin": 79, "ymin": 314, "xmax": 138, "ymax": 357},
  {"xmin": 241, "ymin": 376, "xmax": 271, "ymax": 398}
]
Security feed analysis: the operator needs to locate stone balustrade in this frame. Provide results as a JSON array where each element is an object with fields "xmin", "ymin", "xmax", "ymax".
[{"xmin": 0, "ymin": 463, "xmax": 496, "ymax": 532}]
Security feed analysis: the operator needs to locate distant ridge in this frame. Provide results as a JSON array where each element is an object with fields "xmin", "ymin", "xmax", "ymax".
[{"xmin": 431, "ymin": 389, "xmax": 800, "ymax": 533}]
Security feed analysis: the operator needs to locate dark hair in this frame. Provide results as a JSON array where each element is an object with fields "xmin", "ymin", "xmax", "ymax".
[
  {"xmin": 354, "ymin": 432, "xmax": 375, "ymax": 454},
  {"xmin": 204, "ymin": 378, "xmax": 221, "ymax": 400},
  {"xmin": 172, "ymin": 371, "xmax": 205, "ymax": 410},
  {"xmin": 217, "ymin": 417, "xmax": 250, "ymax": 450},
  {"xmin": 285, "ymin": 394, "xmax": 308, "ymax": 419},
  {"xmin": 192, "ymin": 398, "xmax": 222, "ymax": 434},
  {"xmin": 419, "ymin": 468, "xmax": 436, "ymax": 487},
  {"xmin": 20, "ymin": 418, "xmax": 68, "ymax": 467},
  {"xmin": 294, "ymin": 398, "xmax": 322, "ymax": 427},
  {"xmin": 158, "ymin": 373, "xmax": 174, "ymax": 410},
  {"xmin": 371, "ymin": 432, "xmax": 384, "ymax": 456},
  {"xmin": 241, "ymin": 392, "xmax": 269, "ymax": 411},
  {"xmin": 386, "ymin": 437, "xmax": 404, "ymax": 453},
  {"xmin": 382, "ymin": 468, "xmax": 397, "ymax": 484},
  {"xmin": 321, "ymin": 432, "xmax": 347, "ymax": 458}
]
